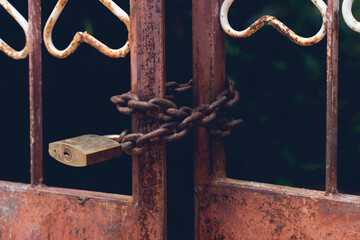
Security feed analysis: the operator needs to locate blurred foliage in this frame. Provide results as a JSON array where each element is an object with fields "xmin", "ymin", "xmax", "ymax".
[{"xmin": 83, "ymin": 18, "xmax": 95, "ymax": 35}]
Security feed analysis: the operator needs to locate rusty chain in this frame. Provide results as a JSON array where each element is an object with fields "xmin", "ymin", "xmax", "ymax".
[{"xmin": 110, "ymin": 79, "xmax": 243, "ymax": 156}]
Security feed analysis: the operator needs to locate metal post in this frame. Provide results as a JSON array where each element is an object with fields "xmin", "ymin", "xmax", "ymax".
[
  {"xmin": 325, "ymin": 0, "xmax": 339, "ymax": 195},
  {"xmin": 130, "ymin": 0, "xmax": 167, "ymax": 239},
  {"xmin": 28, "ymin": 0, "xmax": 43, "ymax": 186},
  {"xmin": 193, "ymin": 0, "xmax": 226, "ymax": 184},
  {"xmin": 193, "ymin": 0, "xmax": 226, "ymax": 238}
]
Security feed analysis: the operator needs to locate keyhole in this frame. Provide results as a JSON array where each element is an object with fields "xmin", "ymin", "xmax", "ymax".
[{"xmin": 63, "ymin": 148, "xmax": 72, "ymax": 162}]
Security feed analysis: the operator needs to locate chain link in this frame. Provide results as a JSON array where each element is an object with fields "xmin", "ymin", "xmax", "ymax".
[{"xmin": 110, "ymin": 78, "xmax": 242, "ymax": 155}]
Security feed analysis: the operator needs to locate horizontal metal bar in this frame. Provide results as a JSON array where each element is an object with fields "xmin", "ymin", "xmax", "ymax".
[
  {"xmin": 197, "ymin": 178, "xmax": 360, "ymax": 239},
  {"xmin": 220, "ymin": 0, "xmax": 327, "ymax": 46},
  {"xmin": 0, "ymin": 181, "xmax": 136, "ymax": 239}
]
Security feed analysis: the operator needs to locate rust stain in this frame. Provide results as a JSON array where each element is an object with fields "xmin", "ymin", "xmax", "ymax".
[
  {"xmin": 29, "ymin": 0, "xmax": 43, "ymax": 186},
  {"xmin": 325, "ymin": 0, "xmax": 339, "ymax": 195},
  {"xmin": 342, "ymin": 0, "xmax": 360, "ymax": 32},
  {"xmin": 0, "ymin": 198, "xmax": 20, "ymax": 220},
  {"xmin": 43, "ymin": 17, "xmax": 54, "ymax": 39},
  {"xmin": 130, "ymin": 0, "xmax": 167, "ymax": 238},
  {"xmin": 193, "ymin": 0, "xmax": 227, "ymax": 239},
  {"xmin": 197, "ymin": 180, "xmax": 360, "ymax": 239},
  {"xmin": 192, "ymin": 2, "xmax": 352, "ymax": 239},
  {"xmin": 0, "ymin": 181, "xmax": 136, "ymax": 239}
]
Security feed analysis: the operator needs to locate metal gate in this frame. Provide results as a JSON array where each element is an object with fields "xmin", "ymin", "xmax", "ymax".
[
  {"xmin": 193, "ymin": 0, "xmax": 360, "ymax": 239},
  {"xmin": 1, "ymin": 0, "xmax": 165, "ymax": 239},
  {"xmin": 1, "ymin": 0, "xmax": 360, "ymax": 239}
]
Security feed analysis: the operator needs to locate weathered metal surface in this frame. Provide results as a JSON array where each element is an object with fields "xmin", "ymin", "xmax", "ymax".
[
  {"xmin": 193, "ymin": 0, "xmax": 356, "ymax": 239},
  {"xmin": 197, "ymin": 179, "xmax": 360, "ymax": 239},
  {"xmin": 43, "ymin": 0, "xmax": 130, "ymax": 58},
  {"xmin": 193, "ymin": 0, "xmax": 227, "ymax": 184},
  {"xmin": 326, "ymin": 0, "xmax": 339, "ymax": 195},
  {"xmin": 130, "ymin": 0, "xmax": 167, "ymax": 238},
  {"xmin": 29, "ymin": 0, "xmax": 43, "ymax": 186},
  {"xmin": 193, "ymin": 0, "xmax": 227, "ymax": 239},
  {"xmin": 2, "ymin": 0, "xmax": 168, "ymax": 239},
  {"xmin": 342, "ymin": 0, "xmax": 360, "ymax": 32},
  {"xmin": 0, "ymin": 181, "xmax": 136, "ymax": 239},
  {"xmin": 0, "ymin": 0, "xmax": 28, "ymax": 59},
  {"xmin": 220, "ymin": 0, "xmax": 328, "ymax": 46}
]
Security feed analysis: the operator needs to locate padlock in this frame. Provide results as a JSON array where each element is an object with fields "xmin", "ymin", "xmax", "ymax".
[{"xmin": 49, "ymin": 134, "xmax": 133, "ymax": 167}]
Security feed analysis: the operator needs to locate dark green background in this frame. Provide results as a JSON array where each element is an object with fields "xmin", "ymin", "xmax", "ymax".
[{"xmin": 1, "ymin": 0, "xmax": 360, "ymax": 239}]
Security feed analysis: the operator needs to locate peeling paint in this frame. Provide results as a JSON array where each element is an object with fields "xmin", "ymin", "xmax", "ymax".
[
  {"xmin": 0, "ymin": 182, "xmax": 137, "ymax": 239},
  {"xmin": 0, "ymin": 198, "xmax": 19, "ymax": 220},
  {"xmin": 342, "ymin": 0, "xmax": 360, "ymax": 32},
  {"xmin": 197, "ymin": 182, "xmax": 360, "ymax": 239}
]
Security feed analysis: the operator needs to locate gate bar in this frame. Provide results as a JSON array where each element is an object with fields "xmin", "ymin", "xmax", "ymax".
[
  {"xmin": 193, "ymin": 0, "xmax": 226, "ymax": 238},
  {"xmin": 130, "ymin": 0, "xmax": 167, "ymax": 239},
  {"xmin": 326, "ymin": 0, "xmax": 339, "ymax": 195},
  {"xmin": 28, "ymin": 0, "xmax": 43, "ymax": 186},
  {"xmin": 193, "ymin": 0, "xmax": 226, "ymax": 184}
]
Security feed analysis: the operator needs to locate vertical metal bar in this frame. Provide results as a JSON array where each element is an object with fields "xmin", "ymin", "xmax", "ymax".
[
  {"xmin": 28, "ymin": 0, "xmax": 43, "ymax": 186},
  {"xmin": 193, "ymin": 0, "xmax": 226, "ymax": 238},
  {"xmin": 193, "ymin": 0, "xmax": 226, "ymax": 184},
  {"xmin": 326, "ymin": 0, "xmax": 339, "ymax": 195},
  {"xmin": 130, "ymin": 0, "xmax": 167, "ymax": 239}
]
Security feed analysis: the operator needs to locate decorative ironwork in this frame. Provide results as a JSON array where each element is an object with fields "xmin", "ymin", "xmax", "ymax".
[
  {"xmin": 342, "ymin": 0, "xmax": 360, "ymax": 33},
  {"xmin": 43, "ymin": 0, "xmax": 130, "ymax": 58},
  {"xmin": 0, "ymin": 0, "xmax": 28, "ymax": 59},
  {"xmin": 220, "ymin": 0, "xmax": 328, "ymax": 46}
]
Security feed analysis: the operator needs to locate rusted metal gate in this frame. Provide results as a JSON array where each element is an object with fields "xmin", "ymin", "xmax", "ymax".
[
  {"xmin": 1, "ymin": 0, "xmax": 166, "ymax": 239},
  {"xmin": 1, "ymin": 0, "xmax": 360, "ymax": 239},
  {"xmin": 193, "ymin": 0, "xmax": 360, "ymax": 239}
]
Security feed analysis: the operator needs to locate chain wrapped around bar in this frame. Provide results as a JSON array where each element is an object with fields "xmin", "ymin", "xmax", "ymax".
[{"xmin": 110, "ymin": 78, "xmax": 243, "ymax": 155}]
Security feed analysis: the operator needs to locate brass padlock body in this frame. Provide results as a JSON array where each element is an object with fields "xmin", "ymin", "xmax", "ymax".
[{"xmin": 49, "ymin": 134, "xmax": 123, "ymax": 167}]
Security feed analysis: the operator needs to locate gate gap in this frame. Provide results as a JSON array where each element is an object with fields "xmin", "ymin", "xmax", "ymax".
[
  {"xmin": 42, "ymin": 1, "xmax": 131, "ymax": 195},
  {"xmin": 166, "ymin": 0, "xmax": 194, "ymax": 239},
  {"xmin": 337, "ymin": 22, "xmax": 360, "ymax": 196},
  {"xmin": 0, "ymin": 1, "xmax": 29, "ymax": 183},
  {"xmin": 225, "ymin": 17, "xmax": 327, "ymax": 190}
]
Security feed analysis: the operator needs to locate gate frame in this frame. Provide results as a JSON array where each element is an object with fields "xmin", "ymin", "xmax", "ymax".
[
  {"xmin": 0, "ymin": 0, "xmax": 167, "ymax": 239},
  {"xmin": 1, "ymin": 0, "xmax": 360, "ymax": 239},
  {"xmin": 193, "ymin": 0, "xmax": 360, "ymax": 239}
]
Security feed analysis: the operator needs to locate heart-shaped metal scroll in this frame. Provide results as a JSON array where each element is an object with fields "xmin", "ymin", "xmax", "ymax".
[
  {"xmin": 220, "ymin": 0, "xmax": 327, "ymax": 46},
  {"xmin": 0, "ymin": 0, "xmax": 28, "ymax": 59},
  {"xmin": 342, "ymin": 0, "xmax": 360, "ymax": 33},
  {"xmin": 44, "ymin": 0, "xmax": 130, "ymax": 58}
]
